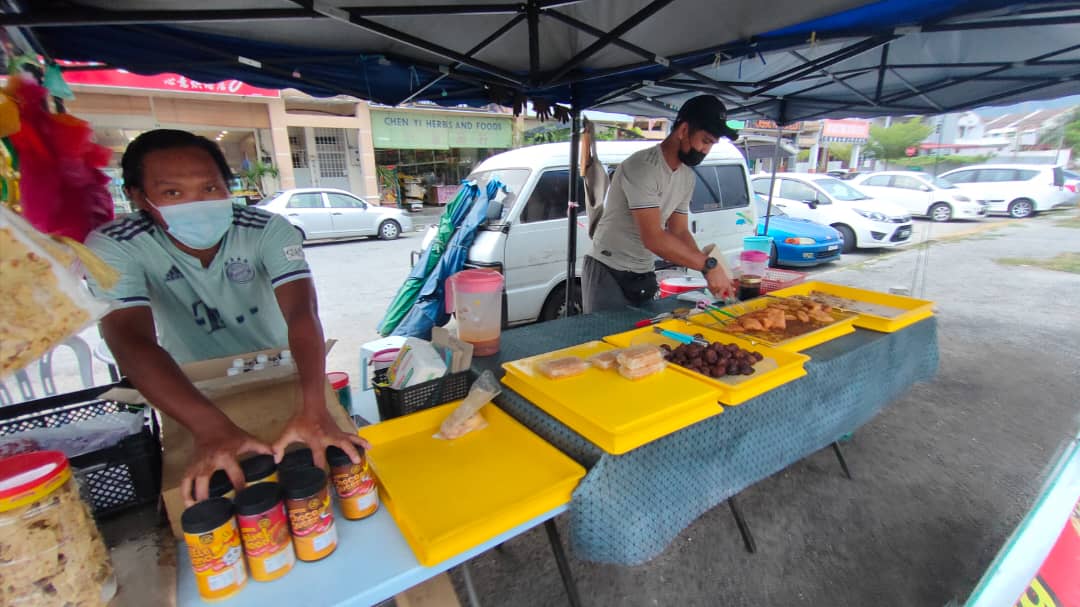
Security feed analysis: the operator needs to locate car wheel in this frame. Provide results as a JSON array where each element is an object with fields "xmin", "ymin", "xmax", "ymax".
[
  {"xmin": 832, "ymin": 224, "xmax": 856, "ymax": 253},
  {"xmin": 293, "ymin": 226, "xmax": 307, "ymax": 243},
  {"xmin": 540, "ymin": 282, "xmax": 582, "ymax": 322},
  {"xmin": 378, "ymin": 220, "xmax": 401, "ymax": 240},
  {"xmin": 769, "ymin": 243, "xmax": 778, "ymax": 267},
  {"xmin": 928, "ymin": 202, "xmax": 953, "ymax": 222},
  {"xmin": 1008, "ymin": 198, "xmax": 1034, "ymax": 219}
]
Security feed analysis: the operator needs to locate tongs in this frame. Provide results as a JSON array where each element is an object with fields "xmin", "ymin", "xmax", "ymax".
[{"xmin": 653, "ymin": 327, "xmax": 710, "ymax": 347}]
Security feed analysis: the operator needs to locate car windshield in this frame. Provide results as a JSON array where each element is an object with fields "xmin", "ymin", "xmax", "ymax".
[
  {"xmin": 464, "ymin": 168, "xmax": 530, "ymax": 224},
  {"xmin": 256, "ymin": 192, "xmax": 283, "ymax": 206},
  {"xmin": 753, "ymin": 194, "xmax": 786, "ymax": 217},
  {"xmin": 811, "ymin": 177, "xmax": 870, "ymax": 201},
  {"xmin": 929, "ymin": 176, "xmax": 956, "ymax": 189}
]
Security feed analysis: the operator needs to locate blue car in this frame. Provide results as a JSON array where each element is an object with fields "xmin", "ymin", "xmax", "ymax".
[{"xmin": 754, "ymin": 194, "xmax": 842, "ymax": 267}]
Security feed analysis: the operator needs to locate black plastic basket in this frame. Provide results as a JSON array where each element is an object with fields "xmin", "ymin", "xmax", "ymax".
[
  {"xmin": 0, "ymin": 383, "xmax": 162, "ymax": 518},
  {"xmin": 373, "ymin": 370, "xmax": 472, "ymax": 420}
]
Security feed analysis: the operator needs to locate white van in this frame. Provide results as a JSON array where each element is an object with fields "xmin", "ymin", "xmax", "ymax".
[{"xmin": 452, "ymin": 141, "xmax": 756, "ymax": 325}]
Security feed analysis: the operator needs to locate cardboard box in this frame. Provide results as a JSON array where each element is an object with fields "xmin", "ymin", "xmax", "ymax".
[{"xmin": 103, "ymin": 343, "xmax": 357, "ymax": 538}]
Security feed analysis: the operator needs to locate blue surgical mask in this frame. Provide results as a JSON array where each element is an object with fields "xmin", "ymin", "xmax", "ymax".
[{"xmin": 146, "ymin": 198, "xmax": 235, "ymax": 250}]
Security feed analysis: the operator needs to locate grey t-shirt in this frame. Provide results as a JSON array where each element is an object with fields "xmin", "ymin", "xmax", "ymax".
[{"xmin": 589, "ymin": 145, "xmax": 694, "ymax": 273}]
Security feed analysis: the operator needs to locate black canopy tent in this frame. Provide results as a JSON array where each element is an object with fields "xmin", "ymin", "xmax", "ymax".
[{"xmin": 8, "ymin": 0, "xmax": 1080, "ymax": 314}]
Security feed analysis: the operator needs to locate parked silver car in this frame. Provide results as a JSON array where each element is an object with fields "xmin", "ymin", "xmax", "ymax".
[{"xmin": 257, "ymin": 188, "xmax": 413, "ymax": 241}]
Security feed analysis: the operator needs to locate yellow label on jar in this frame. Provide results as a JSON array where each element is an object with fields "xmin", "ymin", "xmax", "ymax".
[{"xmin": 184, "ymin": 518, "xmax": 247, "ymax": 601}]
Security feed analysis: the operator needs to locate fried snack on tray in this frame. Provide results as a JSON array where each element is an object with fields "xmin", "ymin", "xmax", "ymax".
[
  {"xmin": 0, "ymin": 225, "xmax": 94, "ymax": 378},
  {"xmin": 617, "ymin": 359, "xmax": 666, "ymax": 380},
  {"xmin": 723, "ymin": 298, "xmax": 835, "ymax": 336}
]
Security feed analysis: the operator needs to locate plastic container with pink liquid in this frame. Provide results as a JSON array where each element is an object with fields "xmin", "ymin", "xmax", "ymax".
[
  {"xmin": 739, "ymin": 236, "xmax": 773, "ymax": 300},
  {"xmin": 445, "ymin": 269, "xmax": 504, "ymax": 356}
]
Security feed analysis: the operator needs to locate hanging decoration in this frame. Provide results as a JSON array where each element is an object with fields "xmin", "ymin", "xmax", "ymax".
[{"xmin": 5, "ymin": 73, "xmax": 113, "ymax": 243}]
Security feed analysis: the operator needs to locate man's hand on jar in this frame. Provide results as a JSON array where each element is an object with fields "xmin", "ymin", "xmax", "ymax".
[
  {"xmin": 272, "ymin": 405, "xmax": 371, "ymax": 470},
  {"xmin": 182, "ymin": 422, "xmax": 273, "ymax": 506},
  {"xmin": 705, "ymin": 266, "xmax": 735, "ymax": 300}
]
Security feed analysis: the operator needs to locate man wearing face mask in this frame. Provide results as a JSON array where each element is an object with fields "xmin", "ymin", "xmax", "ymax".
[
  {"xmin": 583, "ymin": 95, "xmax": 739, "ymax": 312},
  {"xmin": 85, "ymin": 129, "xmax": 367, "ymax": 505}
]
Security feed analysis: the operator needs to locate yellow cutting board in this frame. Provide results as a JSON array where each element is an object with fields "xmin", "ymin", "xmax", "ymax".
[
  {"xmin": 602, "ymin": 324, "xmax": 810, "ymax": 405},
  {"xmin": 500, "ymin": 341, "xmax": 723, "ymax": 455},
  {"xmin": 359, "ymin": 403, "xmax": 585, "ymax": 566},
  {"xmin": 768, "ymin": 281, "xmax": 935, "ymax": 333}
]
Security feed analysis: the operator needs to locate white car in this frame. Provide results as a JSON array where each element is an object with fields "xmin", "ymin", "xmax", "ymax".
[
  {"xmin": 853, "ymin": 171, "xmax": 987, "ymax": 222},
  {"xmin": 938, "ymin": 164, "xmax": 1071, "ymax": 218},
  {"xmin": 257, "ymin": 188, "xmax": 413, "ymax": 241},
  {"xmin": 751, "ymin": 173, "xmax": 913, "ymax": 253}
]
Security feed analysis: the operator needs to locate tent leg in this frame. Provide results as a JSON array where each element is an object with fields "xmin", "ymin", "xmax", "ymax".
[{"xmin": 566, "ymin": 94, "xmax": 582, "ymax": 317}]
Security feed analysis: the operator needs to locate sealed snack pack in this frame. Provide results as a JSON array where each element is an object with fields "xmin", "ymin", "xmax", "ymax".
[
  {"xmin": 618, "ymin": 360, "xmax": 666, "ymax": 381},
  {"xmin": 587, "ymin": 349, "xmax": 623, "ymax": 370},
  {"xmin": 536, "ymin": 356, "xmax": 590, "ymax": 379},
  {"xmin": 616, "ymin": 345, "xmax": 665, "ymax": 370},
  {"xmin": 0, "ymin": 207, "xmax": 111, "ymax": 378},
  {"xmin": 435, "ymin": 370, "xmax": 502, "ymax": 440}
]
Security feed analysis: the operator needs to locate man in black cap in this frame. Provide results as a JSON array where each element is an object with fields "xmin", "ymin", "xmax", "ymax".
[{"xmin": 583, "ymin": 94, "xmax": 740, "ymax": 312}]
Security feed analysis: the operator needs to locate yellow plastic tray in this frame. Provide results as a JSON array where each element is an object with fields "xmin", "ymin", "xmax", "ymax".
[
  {"xmin": 358, "ymin": 403, "xmax": 585, "ymax": 566},
  {"xmin": 601, "ymin": 323, "xmax": 810, "ymax": 405},
  {"xmin": 768, "ymin": 281, "xmax": 935, "ymax": 333},
  {"xmin": 500, "ymin": 341, "xmax": 722, "ymax": 455},
  {"xmin": 683, "ymin": 297, "xmax": 857, "ymax": 352}
]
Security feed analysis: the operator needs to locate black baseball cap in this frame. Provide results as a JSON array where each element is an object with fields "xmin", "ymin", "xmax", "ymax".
[{"xmin": 675, "ymin": 95, "xmax": 739, "ymax": 141}]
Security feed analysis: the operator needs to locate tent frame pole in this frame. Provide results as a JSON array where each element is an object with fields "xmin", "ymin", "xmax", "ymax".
[
  {"xmin": 565, "ymin": 92, "xmax": 582, "ymax": 318},
  {"xmin": 763, "ymin": 124, "xmax": 783, "ymax": 237}
]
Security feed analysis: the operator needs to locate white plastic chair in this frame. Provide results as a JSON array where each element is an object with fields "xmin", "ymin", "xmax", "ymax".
[{"xmin": 0, "ymin": 337, "xmax": 96, "ymax": 405}]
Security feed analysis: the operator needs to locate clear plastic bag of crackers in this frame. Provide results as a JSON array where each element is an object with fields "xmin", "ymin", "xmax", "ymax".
[
  {"xmin": 434, "ymin": 370, "xmax": 502, "ymax": 440},
  {"xmin": 1, "ymin": 207, "xmax": 113, "ymax": 379}
]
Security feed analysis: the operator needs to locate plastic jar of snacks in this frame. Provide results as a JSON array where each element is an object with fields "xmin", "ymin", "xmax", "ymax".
[
  {"xmin": 181, "ymin": 497, "xmax": 247, "ymax": 601},
  {"xmin": 235, "ymin": 483, "xmax": 295, "ymax": 582},
  {"xmin": 0, "ymin": 451, "xmax": 116, "ymax": 606}
]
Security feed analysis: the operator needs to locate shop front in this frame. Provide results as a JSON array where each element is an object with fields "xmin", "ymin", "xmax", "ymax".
[{"xmin": 370, "ymin": 108, "xmax": 513, "ymax": 208}]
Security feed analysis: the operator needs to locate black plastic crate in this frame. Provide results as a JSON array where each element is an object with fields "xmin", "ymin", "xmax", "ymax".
[
  {"xmin": 373, "ymin": 370, "xmax": 472, "ymax": 420},
  {"xmin": 0, "ymin": 383, "xmax": 162, "ymax": 518}
]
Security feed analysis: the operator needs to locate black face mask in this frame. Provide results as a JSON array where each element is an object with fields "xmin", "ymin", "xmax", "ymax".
[{"xmin": 678, "ymin": 147, "xmax": 706, "ymax": 167}]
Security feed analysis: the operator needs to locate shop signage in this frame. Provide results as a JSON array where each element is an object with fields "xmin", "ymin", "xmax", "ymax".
[
  {"xmin": 821, "ymin": 119, "xmax": 870, "ymax": 141},
  {"xmin": 60, "ymin": 64, "xmax": 280, "ymax": 97},
  {"xmin": 748, "ymin": 120, "xmax": 802, "ymax": 133},
  {"xmin": 371, "ymin": 109, "xmax": 513, "ymax": 150}
]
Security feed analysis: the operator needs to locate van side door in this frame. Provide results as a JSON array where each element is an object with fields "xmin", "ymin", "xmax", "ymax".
[
  {"xmin": 501, "ymin": 169, "xmax": 587, "ymax": 324},
  {"xmin": 686, "ymin": 164, "xmax": 755, "ymax": 265}
]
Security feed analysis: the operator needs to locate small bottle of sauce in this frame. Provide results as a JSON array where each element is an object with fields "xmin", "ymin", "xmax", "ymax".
[
  {"xmin": 326, "ymin": 446, "xmax": 379, "ymax": 520},
  {"xmin": 281, "ymin": 466, "xmax": 338, "ymax": 561}
]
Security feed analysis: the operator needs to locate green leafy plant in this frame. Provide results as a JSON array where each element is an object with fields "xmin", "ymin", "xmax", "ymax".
[
  {"xmin": 240, "ymin": 160, "xmax": 280, "ymax": 197},
  {"xmin": 865, "ymin": 118, "xmax": 934, "ymax": 168}
]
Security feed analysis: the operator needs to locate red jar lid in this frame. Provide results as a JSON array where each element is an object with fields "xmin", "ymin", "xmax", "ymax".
[
  {"xmin": 0, "ymin": 451, "xmax": 71, "ymax": 512},
  {"xmin": 327, "ymin": 371, "xmax": 350, "ymax": 390}
]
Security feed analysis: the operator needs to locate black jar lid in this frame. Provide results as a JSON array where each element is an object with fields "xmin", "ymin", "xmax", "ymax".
[
  {"xmin": 181, "ymin": 497, "xmax": 235, "ymax": 535},
  {"xmin": 241, "ymin": 454, "xmax": 276, "ymax": 482},
  {"xmin": 234, "ymin": 482, "xmax": 282, "ymax": 516},
  {"xmin": 278, "ymin": 448, "xmax": 314, "ymax": 472},
  {"xmin": 208, "ymin": 470, "xmax": 235, "ymax": 498},
  {"xmin": 325, "ymin": 445, "xmax": 364, "ymax": 468},
  {"xmin": 280, "ymin": 466, "xmax": 327, "ymax": 500}
]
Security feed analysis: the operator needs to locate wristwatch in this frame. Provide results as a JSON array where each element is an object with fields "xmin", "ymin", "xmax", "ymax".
[{"xmin": 701, "ymin": 257, "xmax": 718, "ymax": 276}]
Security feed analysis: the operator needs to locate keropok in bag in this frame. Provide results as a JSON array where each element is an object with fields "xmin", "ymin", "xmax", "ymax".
[{"xmin": 0, "ymin": 207, "xmax": 111, "ymax": 379}]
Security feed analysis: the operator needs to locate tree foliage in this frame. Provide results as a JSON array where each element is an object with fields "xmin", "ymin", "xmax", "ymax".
[
  {"xmin": 865, "ymin": 118, "xmax": 933, "ymax": 162},
  {"xmin": 240, "ymin": 160, "xmax": 280, "ymax": 197}
]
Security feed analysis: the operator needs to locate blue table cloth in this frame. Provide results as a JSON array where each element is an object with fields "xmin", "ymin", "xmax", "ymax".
[{"xmin": 474, "ymin": 302, "xmax": 939, "ymax": 565}]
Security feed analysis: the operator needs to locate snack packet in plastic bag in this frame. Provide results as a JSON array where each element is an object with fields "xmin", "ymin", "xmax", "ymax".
[
  {"xmin": 434, "ymin": 370, "xmax": 502, "ymax": 440},
  {"xmin": 0, "ymin": 207, "xmax": 111, "ymax": 379}
]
